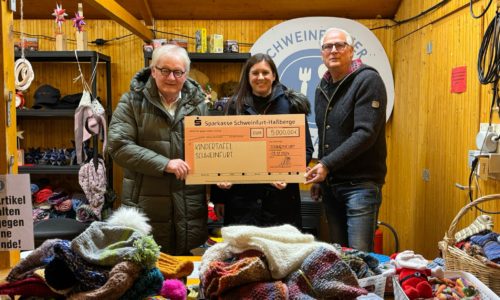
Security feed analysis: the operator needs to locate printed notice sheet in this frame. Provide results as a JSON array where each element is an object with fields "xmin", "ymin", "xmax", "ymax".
[
  {"xmin": 185, "ymin": 114, "xmax": 306, "ymax": 184},
  {"xmin": 0, "ymin": 174, "xmax": 34, "ymax": 250}
]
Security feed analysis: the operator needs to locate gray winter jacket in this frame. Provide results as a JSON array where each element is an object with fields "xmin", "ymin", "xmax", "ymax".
[{"xmin": 108, "ymin": 67, "xmax": 208, "ymax": 255}]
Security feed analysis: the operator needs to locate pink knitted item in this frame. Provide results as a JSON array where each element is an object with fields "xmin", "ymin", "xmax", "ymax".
[
  {"xmin": 55, "ymin": 199, "xmax": 73, "ymax": 212},
  {"xmin": 78, "ymin": 158, "xmax": 106, "ymax": 219},
  {"xmin": 160, "ymin": 279, "xmax": 186, "ymax": 300}
]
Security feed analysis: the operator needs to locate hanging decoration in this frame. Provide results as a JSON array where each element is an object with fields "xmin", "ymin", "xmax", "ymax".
[
  {"xmin": 72, "ymin": 12, "xmax": 86, "ymax": 32},
  {"xmin": 52, "ymin": 3, "xmax": 68, "ymax": 34}
]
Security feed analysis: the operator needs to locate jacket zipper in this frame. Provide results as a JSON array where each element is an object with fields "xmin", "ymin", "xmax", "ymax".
[{"xmin": 320, "ymin": 73, "xmax": 353, "ymax": 158}]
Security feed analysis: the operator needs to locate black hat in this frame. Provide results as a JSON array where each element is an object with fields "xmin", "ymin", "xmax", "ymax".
[
  {"xmin": 56, "ymin": 93, "xmax": 82, "ymax": 109},
  {"xmin": 33, "ymin": 84, "xmax": 61, "ymax": 109}
]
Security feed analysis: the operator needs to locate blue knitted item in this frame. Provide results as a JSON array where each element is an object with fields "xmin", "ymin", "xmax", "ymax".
[
  {"xmin": 119, "ymin": 267, "xmax": 164, "ymax": 300},
  {"xmin": 46, "ymin": 240, "xmax": 110, "ymax": 292}
]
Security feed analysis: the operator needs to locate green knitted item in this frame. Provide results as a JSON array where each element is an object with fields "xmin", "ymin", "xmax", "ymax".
[
  {"xmin": 71, "ymin": 221, "xmax": 160, "ymax": 268},
  {"xmin": 132, "ymin": 235, "xmax": 161, "ymax": 269}
]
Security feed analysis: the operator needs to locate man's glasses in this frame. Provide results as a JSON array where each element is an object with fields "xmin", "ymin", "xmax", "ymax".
[
  {"xmin": 155, "ymin": 66, "xmax": 185, "ymax": 78},
  {"xmin": 321, "ymin": 42, "xmax": 349, "ymax": 52}
]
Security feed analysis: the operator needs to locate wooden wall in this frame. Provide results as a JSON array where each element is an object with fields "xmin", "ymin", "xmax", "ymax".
[
  {"xmin": 388, "ymin": 0, "xmax": 500, "ymax": 258},
  {"xmin": 14, "ymin": 1, "xmax": 500, "ymax": 258}
]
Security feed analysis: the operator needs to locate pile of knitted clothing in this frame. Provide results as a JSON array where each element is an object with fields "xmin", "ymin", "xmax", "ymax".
[
  {"xmin": 199, "ymin": 224, "xmax": 369, "ymax": 299},
  {"xmin": 454, "ymin": 215, "xmax": 499, "ymax": 266},
  {"xmin": 1, "ymin": 207, "xmax": 193, "ymax": 300}
]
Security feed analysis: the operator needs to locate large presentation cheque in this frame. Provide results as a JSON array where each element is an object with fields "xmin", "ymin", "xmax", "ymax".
[{"xmin": 185, "ymin": 114, "xmax": 306, "ymax": 184}]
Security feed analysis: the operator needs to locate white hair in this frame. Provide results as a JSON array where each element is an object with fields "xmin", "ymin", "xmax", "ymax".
[
  {"xmin": 150, "ymin": 44, "xmax": 191, "ymax": 73},
  {"xmin": 321, "ymin": 27, "xmax": 353, "ymax": 46}
]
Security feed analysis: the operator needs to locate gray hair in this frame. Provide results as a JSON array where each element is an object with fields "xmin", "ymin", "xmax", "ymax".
[
  {"xmin": 150, "ymin": 44, "xmax": 191, "ymax": 73},
  {"xmin": 321, "ymin": 28, "xmax": 353, "ymax": 46}
]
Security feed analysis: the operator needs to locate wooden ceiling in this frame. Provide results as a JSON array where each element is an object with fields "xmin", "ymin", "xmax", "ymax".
[{"xmin": 15, "ymin": 0, "xmax": 402, "ymax": 20}]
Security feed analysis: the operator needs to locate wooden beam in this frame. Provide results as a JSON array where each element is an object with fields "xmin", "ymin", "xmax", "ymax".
[
  {"xmin": 83, "ymin": 0, "xmax": 153, "ymax": 42},
  {"xmin": 1, "ymin": 0, "xmax": 21, "ymax": 269},
  {"xmin": 138, "ymin": 0, "xmax": 154, "ymax": 26}
]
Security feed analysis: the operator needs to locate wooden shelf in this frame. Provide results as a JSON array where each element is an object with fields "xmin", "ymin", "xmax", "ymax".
[
  {"xmin": 14, "ymin": 51, "xmax": 110, "ymax": 63},
  {"xmin": 144, "ymin": 51, "xmax": 250, "ymax": 66},
  {"xmin": 18, "ymin": 165, "xmax": 81, "ymax": 175},
  {"xmin": 17, "ymin": 109, "xmax": 75, "ymax": 118}
]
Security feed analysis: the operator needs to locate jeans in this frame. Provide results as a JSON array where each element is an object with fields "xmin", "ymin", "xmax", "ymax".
[{"xmin": 321, "ymin": 180, "xmax": 382, "ymax": 252}]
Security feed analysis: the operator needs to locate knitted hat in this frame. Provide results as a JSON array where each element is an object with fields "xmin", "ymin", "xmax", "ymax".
[
  {"xmin": 156, "ymin": 252, "xmax": 194, "ymax": 279},
  {"xmin": 393, "ymin": 250, "xmax": 429, "ymax": 270},
  {"xmin": 202, "ymin": 256, "xmax": 272, "ymax": 298},
  {"xmin": 33, "ymin": 84, "xmax": 61, "ymax": 109},
  {"xmin": 45, "ymin": 239, "xmax": 110, "ymax": 293},
  {"xmin": 76, "ymin": 203, "xmax": 99, "ymax": 222},
  {"xmin": 7, "ymin": 238, "xmax": 60, "ymax": 282},
  {"xmin": 78, "ymin": 158, "xmax": 107, "ymax": 220},
  {"xmin": 67, "ymin": 260, "xmax": 142, "ymax": 300},
  {"xmin": 160, "ymin": 279, "xmax": 187, "ymax": 300},
  {"xmin": 119, "ymin": 267, "xmax": 165, "ymax": 300},
  {"xmin": 220, "ymin": 281, "xmax": 288, "ymax": 300},
  {"xmin": 0, "ymin": 276, "xmax": 63, "ymax": 298},
  {"xmin": 71, "ymin": 221, "xmax": 160, "ymax": 269},
  {"xmin": 455, "ymin": 215, "xmax": 494, "ymax": 242},
  {"xmin": 285, "ymin": 246, "xmax": 367, "ymax": 299}
]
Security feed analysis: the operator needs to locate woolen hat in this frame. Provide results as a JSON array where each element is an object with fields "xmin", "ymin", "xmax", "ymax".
[
  {"xmin": 285, "ymin": 246, "xmax": 367, "ymax": 299},
  {"xmin": 68, "ymin": 260, "xmax": 142, "ymax": 300},
  {"xmin": 156, "ymin": 252, "xmax": 194, "ymax": 279},
  {"xmin": 33, "ymin": 84, "xmax": 61, "ymax": 109},
  {"xmin": 120, "ymin": 267, "xmax": 165, "ymax": 300},
  {"xmin": 45, "ymin": 239, "xmax": 110, "ymax": 293},
  {"xmin": 0, "ymin": 276, "xmax": 63, "ymax": 298},
  {"xmin": 71, "ymin": 221, "xmax": 160, "ymax": 269}
]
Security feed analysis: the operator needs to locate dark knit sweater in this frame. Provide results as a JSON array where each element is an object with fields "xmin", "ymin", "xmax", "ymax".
[{"xmin": 314, "ymin": 64, "xmax": 387, "ymax": 184}]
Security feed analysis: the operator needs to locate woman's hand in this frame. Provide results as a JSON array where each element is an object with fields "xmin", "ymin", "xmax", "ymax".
[
  {"xmin": 270, "ymin": 181, "xmax": 287, "ymax": 190},
  {"xmin": 216, "ymin": 182, "xmax": 233, "ymax": 189}
]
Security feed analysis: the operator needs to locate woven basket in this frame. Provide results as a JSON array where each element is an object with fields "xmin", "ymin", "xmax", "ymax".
[{"xmin": 438, "ymin": 194, "xmax": 500, "ymax": 295}]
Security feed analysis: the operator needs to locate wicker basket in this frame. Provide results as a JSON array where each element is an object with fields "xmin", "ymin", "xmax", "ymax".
[{"xmin": 438, "ymin": 194, "xmax": 500, "ymax": 295}]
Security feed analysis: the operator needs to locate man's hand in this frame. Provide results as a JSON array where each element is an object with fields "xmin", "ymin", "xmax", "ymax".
[
  {"xmin": 165, "ymin": 159, "xmax": 190, "ymax": 180},
  {"xmin": 304, "ymin": 162, "xmax": 329, "ymax": 184},
  {"xmin": 270, "ymin": 181, "xmax": 287, "ymax": 190},
  {"xmin": 214, "ymin": 203, "xmax": 225, "ymax": 219}
]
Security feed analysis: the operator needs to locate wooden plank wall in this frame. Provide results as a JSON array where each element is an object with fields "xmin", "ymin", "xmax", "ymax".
[
  {"xmin": 14, "ymin": 3, "xmax": 499, "ymax": 258},
  {"xmin": 391, "ymin": 0, "xmax": 500, "ymax": 258}
]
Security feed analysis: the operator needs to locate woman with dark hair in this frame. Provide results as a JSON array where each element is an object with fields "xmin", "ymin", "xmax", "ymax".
[{"xmin": 211, "ymin": 53, "xmax": 314, "ymax": 228}]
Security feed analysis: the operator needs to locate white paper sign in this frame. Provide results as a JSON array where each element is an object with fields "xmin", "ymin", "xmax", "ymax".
[{"xmin": 0, "ymin": 174, "xmax": 34, "ymax": 250}]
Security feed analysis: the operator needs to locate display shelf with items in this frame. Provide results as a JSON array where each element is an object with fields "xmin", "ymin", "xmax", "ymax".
[
  {"xmin": 14, "ymin": 51, "xmax": 114, "ymax": 244},
  {"xmin": 14, "ymin": 50, "xmax": 112, "ymax": 183}
]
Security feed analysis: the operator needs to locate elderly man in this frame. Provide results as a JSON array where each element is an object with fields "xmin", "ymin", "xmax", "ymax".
[
  {"xmin": 305, "ymin": 28, "xmax": 387, "ymax": 252},
  {"xmin": 108, "ymin": 44, "xmax": 208, "ymax": 255}
]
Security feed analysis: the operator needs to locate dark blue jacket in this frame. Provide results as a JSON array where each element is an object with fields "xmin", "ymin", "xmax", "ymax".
[
  {"xmin": 211, "ymin": 83, "xmax": 313, "ymax": 228},
  {"xmin": 315, "ymin": 64, "xmax": 387, "ymax": 184}
]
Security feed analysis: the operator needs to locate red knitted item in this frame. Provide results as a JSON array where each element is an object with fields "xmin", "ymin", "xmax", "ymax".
[
  {"xmin": 202, "ymin": 256, "xmax": 272, "ymax": 298},
  {"xmin": 0, "ymin": 276, "xmax": 62, "ymax": 298},
  {"xmin": 220, "ymin": 281, "xmax": 288, "ymax": 300}
]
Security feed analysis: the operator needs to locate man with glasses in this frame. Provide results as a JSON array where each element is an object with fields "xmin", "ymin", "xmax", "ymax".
[
  {"xmin": 108, "ymin": 44, "xmax": 208, "ymax": 255},
  {"xmin": 305, "ymin": 28, "xmax": 387, "ymax": 252}
]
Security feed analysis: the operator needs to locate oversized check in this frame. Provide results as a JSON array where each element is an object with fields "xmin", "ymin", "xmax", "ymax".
[{"xmin": 185, "ymin": 114, "xmax": 306, "ymax": 184}]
